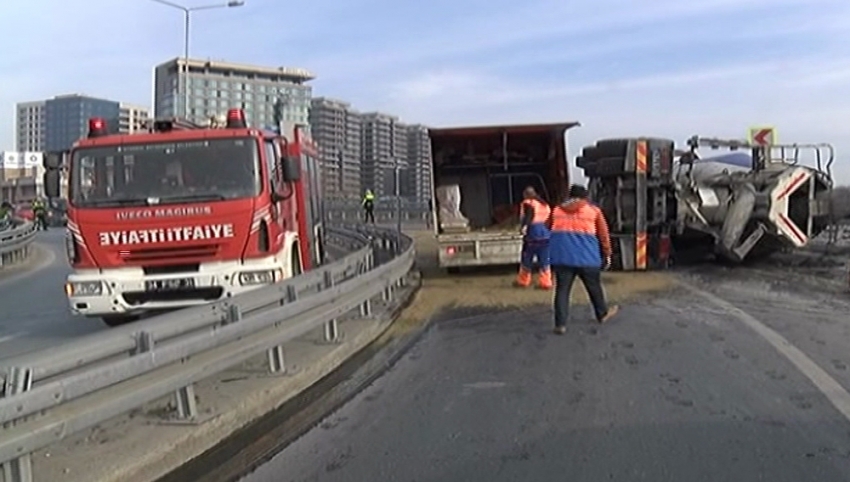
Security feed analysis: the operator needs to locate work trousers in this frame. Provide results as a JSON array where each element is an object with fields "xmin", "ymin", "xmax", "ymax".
[
  {"xmin": 552, "ymin": 265, "xmax": 608, "ymax": 327},
  {"xmin": 520, "ymin": 240, "xmax": 550, "ymax": 270},
  {"xmin": 363, "ymin": 206, "xmax": 375, "ymax": 223}
]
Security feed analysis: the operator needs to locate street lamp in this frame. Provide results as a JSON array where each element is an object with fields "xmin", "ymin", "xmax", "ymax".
[
  {"xmin": 394, "ymin": 159, "xmax": 402, "ymax": 236},
  {"xmin": 149, "ymin": 0, "xmax": 245, "ymax": 119}
]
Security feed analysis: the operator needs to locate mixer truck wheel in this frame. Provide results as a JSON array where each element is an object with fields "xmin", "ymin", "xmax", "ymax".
[
  {"xmin": 593, "ymin": 156, "xmax": 628, "ymax": 176},
  {"xmin": 594, "ymin": 139, "xmax": 630, "ymax": 158},
  {"xmin": 581, "ymin": 146, "xmax": 601, "ymax": 161},
  {"xmin": 576, "ymin": 156, "xmax": 588, "ymax": 168}
]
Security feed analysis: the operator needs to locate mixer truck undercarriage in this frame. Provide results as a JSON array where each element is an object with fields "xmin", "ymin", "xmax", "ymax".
[{"xmin": 576, "ymin": 136, "xmax": 835, "ymax": 270}]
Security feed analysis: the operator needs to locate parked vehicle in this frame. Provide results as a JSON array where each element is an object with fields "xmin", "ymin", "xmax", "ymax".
[
  {"xmin": 576, "ymin": 136, "xmax": 835, "ymax": 269},
  {"xmin": 429, "ymin": 123, "xmax": 577, "ymax": 270},
  {"xmin": 42, "ymin": 109, "xmax": 325, "ymax": 326}
]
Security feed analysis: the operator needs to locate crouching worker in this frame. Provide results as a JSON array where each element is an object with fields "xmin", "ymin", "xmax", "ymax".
[{"xmin": 515, "ymin": 186, "xmax": 552, "ymax": 290}]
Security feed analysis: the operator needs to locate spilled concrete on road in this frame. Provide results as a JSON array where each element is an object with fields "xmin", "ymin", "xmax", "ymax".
[{"xmin": 398, "ymin": 230, "xmax": 676, "ymax": 328}]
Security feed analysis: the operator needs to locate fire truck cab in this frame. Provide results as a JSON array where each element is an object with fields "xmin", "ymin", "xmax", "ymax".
[{"xmin": 43, "ymin": 108, "xmax": 325, "ymax": 326}]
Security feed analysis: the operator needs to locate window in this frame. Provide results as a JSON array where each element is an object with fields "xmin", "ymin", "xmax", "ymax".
[
  {"xmin": 264, "ymin": 139, "xmax": 278, "ymax": 188},
  {"xmin": 70, "ymin": 138, "xmax": 262, "ymax": 207}
]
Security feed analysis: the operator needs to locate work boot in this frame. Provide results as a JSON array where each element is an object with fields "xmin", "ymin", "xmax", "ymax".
[
  {"xmin": 536, "ymin": 268, "xmax": 552, "ymax": 290},
  {"xmin": 514, "ymin": 267, "xmax": 532, "ymax": 287}
]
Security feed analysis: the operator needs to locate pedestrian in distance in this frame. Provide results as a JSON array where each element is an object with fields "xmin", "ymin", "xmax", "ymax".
[
  {"xmin": 547, "ymin": 184, "xmax": 619, "ymax": 335},
  {"xmin": 362, "ymin": 189, "xmax": 376, "ymax": 224}
]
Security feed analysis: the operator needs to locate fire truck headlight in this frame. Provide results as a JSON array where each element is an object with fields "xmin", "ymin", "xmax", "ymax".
[
  {"xmin": 66, "ymin": 281, "xmax": 103, "ymax": 297},
  {"xmin": 237, "ymin": 270, "xmax": 281, "ymax": 286}
]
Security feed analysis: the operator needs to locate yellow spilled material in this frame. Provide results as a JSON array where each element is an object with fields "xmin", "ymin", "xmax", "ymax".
[{"xmin": 400, "ymin": 230, "xmax": 675, "ymax": 325}]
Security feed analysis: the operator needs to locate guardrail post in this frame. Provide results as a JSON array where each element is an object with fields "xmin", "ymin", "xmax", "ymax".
[
  {"xmin": 266, "ymin": 287, "xmax": 297, "ymax": 373},
  {"xmin": 323, "ymin": 271, "xmax": 339, "ymax": 342},
  {"xmin": 2, "ymin": 367, "xmax": 34, "ymax": 482},
  {"xmin": 174, "ymin": 384, "xmax": 198, "ymax": 420},
  {"xmin": 359, "ymin": 259, "xmax": 372, "ymax": 317},
  {"xmin": 226, "ymin": 305, "xmax": 242, "ymax": 324},
  {"xmin": 133, "ymin": 331, "xmax": 154, "ymax": 355}
]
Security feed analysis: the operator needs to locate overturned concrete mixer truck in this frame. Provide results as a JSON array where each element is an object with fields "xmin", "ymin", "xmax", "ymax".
[{"xmin": 576, "ymin": 136, "xmax": 836, "ymax": 270}]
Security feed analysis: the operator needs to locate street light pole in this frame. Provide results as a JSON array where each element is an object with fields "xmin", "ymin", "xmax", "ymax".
[
  {"xmin": 149, "ymin": 0, "xmax": 245, "ymax": 119},
  {"xmin": 394, "ymin": 159, "xmax": 402, "ymax": 236}
]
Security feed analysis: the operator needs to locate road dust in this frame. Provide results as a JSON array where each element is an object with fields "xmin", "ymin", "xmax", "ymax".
[{"xmin": 395, "ymin": 230, "xmax": 676, "ymax": 328}]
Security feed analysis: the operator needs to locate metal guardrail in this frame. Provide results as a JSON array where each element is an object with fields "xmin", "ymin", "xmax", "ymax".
[
  {"xmin": 0, "ymin": 221, "xmax": 37, "ymax": 270},
  {"xmin": 326, "ymin": 206, "xmax": 432, "ymax": 226},
  {"xmin": 0, "ymin": 225, "xmax": 416, "ymax": 482}
]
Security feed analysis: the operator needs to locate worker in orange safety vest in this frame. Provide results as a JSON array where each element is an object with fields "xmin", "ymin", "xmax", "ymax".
[{"xmin": 514, "ymin": 186, "xmax": 552, "ymax": 289}]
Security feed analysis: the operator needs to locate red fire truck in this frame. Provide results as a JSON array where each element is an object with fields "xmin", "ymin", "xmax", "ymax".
[{"xmin": 43, "ymin": 109, "xmax": 326, "ymax": 326}]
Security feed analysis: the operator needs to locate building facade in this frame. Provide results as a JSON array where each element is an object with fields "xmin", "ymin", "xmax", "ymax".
[
  {"xmin": 15, "ymin": 95, "xmax": 148, "ymax": 155},
  {"xmin": 44, "ymin": 94, "xmax": 120, "ymax": 152},
  {"xmin": 119, "ymin": 103, "xmax": 151, "ymax": 134},
  {"xmin": 405, "ymin": 124, "xmax": 432, "ymax": 202},
  {"xmin": 308, "ymin": 98, "xmax": 362, "ymax": 200},
  {"xmin": 360, "ymin": 112, "xmax": 412, "ymax": 199},
  {"xmin": 1, "ymin": 151, "xmax": 45, "ymax": 201},
  {"xmin": 153, "ymin": 58, "xmax": 314, "ymax": 131},
  {"xmin": 15, "ymin": 101, "xmax": 46, "ymax": 152}
]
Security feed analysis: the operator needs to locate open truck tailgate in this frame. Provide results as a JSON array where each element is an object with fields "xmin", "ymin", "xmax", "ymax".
[
  {"xmin": 438, "ymin": 232, "xmax": 525, "ymax": 267},
  {"xmin": 429, "ymin": 122, "xmax": 579, "ymax": 269}
]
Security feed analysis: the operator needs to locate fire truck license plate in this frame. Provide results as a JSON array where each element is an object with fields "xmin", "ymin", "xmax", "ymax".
[{"xmin": 145, "ymin": 278, "xmax": 195, "ymax": 292}]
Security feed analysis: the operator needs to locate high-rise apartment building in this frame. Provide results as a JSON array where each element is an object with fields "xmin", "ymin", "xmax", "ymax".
[
  {"xmin": 405, "ymin": 124, "xmax": 432, "ymax": 201},
  {"xmin": 15, "ymin": 101, "xmax": 46, "ymax": 152},
  {"xmin": 16, "ymin": 95, "xmax": 148, "ymax": 153},
  {"xmin": 308, "ymin": 98, "xmax": 362, "ymax": 200},
  {"xmin": 360, "ymin": 112, "xmax": 411, "ymax": 198},
  {"xmin": 153, "ymin": 58, "xmax": 314, "ymax": 130},
  {"xmin": 119, "ymin": 103, "xmax": 151, "ymax": 134},
  {"xmin": 44, "ymin": 94, "xmax": 120, "ymax": 152}
]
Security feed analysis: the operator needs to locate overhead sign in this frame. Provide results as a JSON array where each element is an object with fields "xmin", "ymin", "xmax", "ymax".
[{"xmin": 748, "ymin": 126, "xmax": 776, "ymax": 146}]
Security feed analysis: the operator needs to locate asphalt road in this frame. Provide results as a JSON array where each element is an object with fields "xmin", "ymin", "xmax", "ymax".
[
  {"xmin": 0, "ymin": 229, "xmax": 104, "ymax": 360},
  {"xmin": 242, "ymin": 263, "xmax": 850, "ymax": 482},
  {"xmin": 0, "ymin": 232, "xmax": 353, "ymax": 361}
]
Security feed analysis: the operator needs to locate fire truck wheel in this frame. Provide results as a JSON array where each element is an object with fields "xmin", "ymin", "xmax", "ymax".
[{"xmin": 101, "ymin": 314, "xmax": 138, "ymax": 327}]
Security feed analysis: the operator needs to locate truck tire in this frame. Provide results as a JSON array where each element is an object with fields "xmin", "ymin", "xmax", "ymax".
[
  {"xmin": 593, "ymin": 156, "xmax": 629, "ymax": 176},
  {"xmin": 595, "ymin": 139, "xmax": 631, "ymax": 158},
  {"xmin": 581, "ymin": 159, "xmax": 599, "ymax": 177},
  {"xmin": 575, "ymin": 155, "xmax": 588, "ymax": 168},
  {"xmin": 581, "ymin": 146, "xmax": 601, "ymax": 162},
  {"xmin": 101, "ymin": 314, "xmax": 137, "ymax": 327}
]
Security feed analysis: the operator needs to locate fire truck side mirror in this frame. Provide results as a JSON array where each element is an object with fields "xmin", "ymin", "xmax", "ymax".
[
  {"xmin": 44, "ymin": 170, "xmax": 61, "ymax": 199},
  {"xmin": 281, "ymin": 155, "xmax": 301, "ymax": 182}
]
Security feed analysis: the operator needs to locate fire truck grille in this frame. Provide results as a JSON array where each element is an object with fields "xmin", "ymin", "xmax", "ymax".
[{"xmin": 119, "ymin": 244, "xmax": 219, "ymax": 263}]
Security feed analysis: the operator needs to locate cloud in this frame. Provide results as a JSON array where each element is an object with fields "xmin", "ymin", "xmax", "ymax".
[{"xmin": 1, "ymin": 0, "xmax": 849, "ymax": 185}]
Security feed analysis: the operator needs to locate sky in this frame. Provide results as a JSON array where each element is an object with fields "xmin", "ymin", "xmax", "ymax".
[{"xmin": 1, "ymin": 0, "xmax": 849, "ymax": 182}]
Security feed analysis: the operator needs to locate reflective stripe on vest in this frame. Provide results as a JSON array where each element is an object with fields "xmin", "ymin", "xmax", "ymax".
[
  {"xmin": 549, "ymin": 204, "xmax": 599, "ymax": 235},
  {"xmin": 522, "ymin": 199, "xmax": 551, "ymax": 224}
]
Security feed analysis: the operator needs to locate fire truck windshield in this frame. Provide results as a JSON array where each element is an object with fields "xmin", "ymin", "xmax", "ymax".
[{"xmin": 69, "ymin": 138, "xmax": 261, "ymax": 208}]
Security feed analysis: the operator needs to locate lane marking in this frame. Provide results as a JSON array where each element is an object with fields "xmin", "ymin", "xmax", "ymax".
[{"xmin": 678, "ymin": 279, "xmax": 850, "ymax": 422}]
